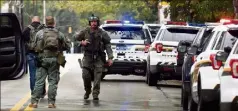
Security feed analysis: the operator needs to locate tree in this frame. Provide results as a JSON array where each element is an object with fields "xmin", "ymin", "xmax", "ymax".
[
  {"xmin": 168, "ymin": 0, "xmax": 234, "ymax": 22},
  {"xmin": 52, "ymin": 0, "xmax": 158, "ymax": 27},
  {"xmin": 233, "ymin": 0, "xmax": 238, "ymax": 18}
]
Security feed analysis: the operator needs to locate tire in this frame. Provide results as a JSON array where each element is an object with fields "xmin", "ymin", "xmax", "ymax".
[
  {"xmin": 145, "ymin": 63, "xmax": 149, "ymax": 84},
  {"xmin": 182, "ymin": 83, "xmax": 189, "ymax": 110},
  {"xmin": 147, "ymin": 69, "xmax": 158, "ymax": 86},
  {"xmin": 188, "ymin": 96, "xmax": 197, "ymax": 111},
  {"xmin": 197, "ymin": 78, "xmax": 219, "ymax": 111}
]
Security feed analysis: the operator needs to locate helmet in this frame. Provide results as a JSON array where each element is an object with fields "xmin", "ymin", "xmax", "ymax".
[{"xmin": 88, "ymin": 14, "xmax": 100, "ymax": 26}]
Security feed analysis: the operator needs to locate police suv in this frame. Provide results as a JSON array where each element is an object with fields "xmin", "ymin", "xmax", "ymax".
[
  {"xmin": 100, "ymin": 20, "xmax": 153, "ymax": 78},
  {"xmin": 201, "ymin": 19, "xmax": 238, "ymax": 111},
  {"xmin": 188, "ymin": 19, "xmax": 238, "ymax": 111},
  {"xmin": 178, "ymin": 24, "xmax": 219, "ymax": 110},
  {"xmin": 146, "ymin": 21, "xmax": 200, "ymax": 86}
]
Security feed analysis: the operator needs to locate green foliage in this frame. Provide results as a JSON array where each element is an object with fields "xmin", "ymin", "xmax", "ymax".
[
  {"xmin": 52, "ymin": 0, "xmax": 159, "ymax": 28},
  {"xmin": 169, "ymin": 0, "xmax": 234, "ymax": 22}
]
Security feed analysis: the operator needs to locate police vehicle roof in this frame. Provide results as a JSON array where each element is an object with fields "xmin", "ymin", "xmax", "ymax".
[
  {"xmin": 145, "ymin": 24, "xmax": 161, "ymax": 26},
  {"xmin": 164, "ymin": 25, "xmax": 201, "ymax": 30},
  {"xmin": 100, "ymin": 23, "xmax": 143, "ymax": 28}
]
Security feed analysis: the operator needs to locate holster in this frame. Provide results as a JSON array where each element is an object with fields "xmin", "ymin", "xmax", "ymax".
[{"xmin": 57, "ymin": 52, "xmax": 66, "ymax": 67}]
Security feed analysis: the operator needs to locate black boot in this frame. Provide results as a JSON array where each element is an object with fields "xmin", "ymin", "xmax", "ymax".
[{"xmin": 84, "ymin": 91, "xmax": 91, "ymax": 100}]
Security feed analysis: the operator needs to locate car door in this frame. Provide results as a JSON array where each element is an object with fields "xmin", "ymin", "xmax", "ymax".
[{"xmin": 0, "ymin": 13, "xmax": 26, "ymax": 80}]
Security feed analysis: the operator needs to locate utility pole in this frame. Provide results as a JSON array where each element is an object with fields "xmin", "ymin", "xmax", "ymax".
[{"xmin": 43, "ymin": 0, "xmax": 46, "ymax": 24}]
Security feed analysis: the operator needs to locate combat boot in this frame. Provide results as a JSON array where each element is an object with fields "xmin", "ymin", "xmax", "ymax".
[
  {"xmin": 28, "ymin": 103, "xmax": 38, "ymax": 108},
  {"xmin": 93, "ymin": 94, "xmax": 99, "ymax": 100},
  {"xmin": 84, "ymin": 91, "xmax": 91, "ymax": 100},
  {"xmin": 48, "ymin": 104, "xmax": 56, "ymax": 108}
]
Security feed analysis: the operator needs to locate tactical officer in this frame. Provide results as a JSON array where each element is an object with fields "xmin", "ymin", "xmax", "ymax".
[
  {"xmin": 29, "ymin": 16, "xmax": 71, "ymax": 108},
  {"xmin": 76, "ymin": 14, "xmax": 113, "ymax": 100},
  {"xmin": 22, "ymin": 16, "xmax": 46, "ymax": 97}
]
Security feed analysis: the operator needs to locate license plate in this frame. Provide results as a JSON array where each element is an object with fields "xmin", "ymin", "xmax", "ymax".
[{"xmin": 116, "ymin": 45, "xmax": 127, "ymax": 50}]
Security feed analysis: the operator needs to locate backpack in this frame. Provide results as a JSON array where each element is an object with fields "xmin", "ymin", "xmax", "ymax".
[
  {"xmin": 35, "ymin": 28, "xmax": 60, "ymax": 52},
  {"xmin": 27, "ymin": 24, "xmax": 45, "ymax": 51}
]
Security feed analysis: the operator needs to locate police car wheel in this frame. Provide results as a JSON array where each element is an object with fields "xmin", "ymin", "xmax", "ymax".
[
  {"xmin": 188, "ymin": 95, "xmax": 197, "ymax": 111},
  {"xmin": 182, "ymin": 83, "xmax": 189, "ymax": 110},
  {"xmin": 197, "ymin": 78, "xmax": 218, "ymax": 111},
  {"xmin": 147, "ymin": 72, "xmax": 158, "ymax": 86}
]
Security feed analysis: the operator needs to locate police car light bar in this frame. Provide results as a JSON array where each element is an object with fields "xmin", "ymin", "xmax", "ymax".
[
  {"xmin": 188, "ymin": 23, "xmax": 206, "ymax": 27},
  {"xmin": 104, "ymin": 20, "xmax": 144, "ymax": 25},
  {"xmin": 104, "ymin": 20, "xmax": 122, "ymax": 24},
  {"xmin": 166, "ymin": 21, "xmax": 187, "ymax": 25},
  {"xmin": 221, "ymin": 19, "xmax": 238, "ymax": 25}
]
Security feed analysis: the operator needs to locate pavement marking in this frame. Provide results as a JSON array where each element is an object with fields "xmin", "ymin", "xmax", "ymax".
[
  {"xmin": 9, "ymin": 92, "xmax": 31, "ymax": 111},
  {"xmin": 10, "ymin": 67, "xmax": 70, "ymax": 111}
]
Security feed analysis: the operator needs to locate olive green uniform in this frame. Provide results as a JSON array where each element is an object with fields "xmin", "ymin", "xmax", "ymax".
[
  {"xmin": 31, "ymin": 27, "xmax": 71, "ymax": 104},
  {"xmin": 76, "ymin": 27, "xmax": 113, "ymax": 98}
]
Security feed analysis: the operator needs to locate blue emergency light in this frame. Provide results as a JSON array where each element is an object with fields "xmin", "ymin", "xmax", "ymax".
[
  {"xmin": 104, "ymin": 20, "xmax": 144, "ymax": 25},
  {"xmin": 188, "ymin": 23, "xmax": 206, "ymax": 27}
]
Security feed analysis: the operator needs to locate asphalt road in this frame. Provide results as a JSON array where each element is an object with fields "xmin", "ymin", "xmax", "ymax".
[{"xmin": 1, "ymin": 54, "xmax": 182, "ymax": 111}]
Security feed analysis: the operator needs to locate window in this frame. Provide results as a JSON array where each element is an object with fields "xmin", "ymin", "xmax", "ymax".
[
  {"xmin": 191, "ymin": 28, "xmax": 204, "ymax": 46},
  {"xmin": 157, "ymin": 28, "xmax": 198, "ymax": 42},
  {"xmin": 102, "ymin": 26, "xmax": 145, "ymax": 40},
  {"xmin": 155, "ymin": 29, "xmax": 164, "ymax": 41},
  {"xmin": 210, "ymin": 31, "xmax": 220, "ymax": 50},
  {"xmin": 214, "ymin": 32, "xmax": 226, "ymax": 50},
  {"xmin": 148, "ymin": 26, "xmax": 161, "ymax": 38},
  {"xmin": 0, "ymin": 16, "xmax": 12, "ymax": 26},
  {"xmin": 198, "ymin": 29, "xmax": 213, "ymax": 48},
  {"xmin": 202, "ymin": 31, "xmax": 215, "ymax": 51},
  {"xmin": 144, "ymin": 29, "xmax": 152, "ymax": 42},
  {"xmin": 220, "ymin": 30, "xmax": 238, "ymax": 50}
]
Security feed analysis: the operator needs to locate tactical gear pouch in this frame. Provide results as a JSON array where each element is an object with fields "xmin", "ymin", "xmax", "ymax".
[
  {"xmin": 43, "ymin": 29, "xmax": 60, "ymax": 50},
  {"xmin": 57, "ymin": 53, "xmax": 66, "ymax": 67},
  {"xmin": 27, "ymin": 24, "xmax": 45, "ymax": 51}
]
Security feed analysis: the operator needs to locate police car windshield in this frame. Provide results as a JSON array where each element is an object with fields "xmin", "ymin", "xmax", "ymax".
[
  {"xmin": 102, "ymin": 26, "xmax": 145, "ymax": 40},
  {"xmin": 159, "ymin": 28, "xmax": 198, "ymax": 42},
  {"xmin": 148, "ymin": 26, "xmax": 161, "ymax": 38}
]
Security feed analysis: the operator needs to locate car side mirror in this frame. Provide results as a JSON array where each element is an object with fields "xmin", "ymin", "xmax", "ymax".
[
  {"xmin": 224, "ymin": 46, "xmax": 232, "ymax": 54},
  {"xmin": 215, "ymin": 51, "xmax": 229, "ymax": 62},
  {"xmin": 177, "ymin": 40, "xmax": 192, "ymax": 53},
  {"xmin": 187, "ymin": 45, "xmax": 198, "ymax": 55},
  {"xmin": 177, "ymin": 45, "xmax": 187, "ymax": 53}
]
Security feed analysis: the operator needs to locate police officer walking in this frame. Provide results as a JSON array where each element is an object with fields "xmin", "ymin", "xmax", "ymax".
[
  {"xmin": 22, "ymin": 16, "xmax": 46, "ymax": 97},
  {"xmin": 29, "ymin": 16, "xmax": 71, "ymax": 108},
  {"xmin": 76, "ymin": 14, "xmax": 113, "ymax": 100}
]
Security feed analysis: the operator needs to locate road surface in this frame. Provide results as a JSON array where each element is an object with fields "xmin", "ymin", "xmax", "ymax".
[{"xmin": 1, "ymin": 54, "xmax": 182, "ymax": 111}]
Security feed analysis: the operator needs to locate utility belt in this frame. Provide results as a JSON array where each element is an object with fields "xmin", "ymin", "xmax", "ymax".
[
  {"xmin": 84, "ymin": 50, "xmax": 106, "ymax": 63},
  {"xmin": 37, "ymin": 50, "xmax": 66, "ymax": 67}
]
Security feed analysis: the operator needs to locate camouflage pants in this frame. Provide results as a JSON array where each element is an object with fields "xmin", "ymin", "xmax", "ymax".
[
  {"xmin": 31, "ymin": 57, "xmax": 60, "ymax": 104},
  {"xmin": 82, "ymin": 55, "xmax": 103, "ymax": 98}
]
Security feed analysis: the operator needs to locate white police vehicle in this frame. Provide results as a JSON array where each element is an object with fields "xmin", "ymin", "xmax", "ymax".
[
  {"xmin": 188, "ymin": 19, "xmax": 238, "ymax": 111},
  {"xmin": 146, "ymin": 21, "xmax": 200, "ymax": 86},
  {"xmin": 200, "ymin": 19, "xmax": 238, "ymax": 111},
  {"xmin": 99, "ymin": 20, "xmax": 153, "ymax": 78}
]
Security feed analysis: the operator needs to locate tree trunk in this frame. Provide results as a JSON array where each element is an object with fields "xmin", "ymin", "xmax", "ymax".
[{"xmin": 233, "ymin": 0, "xmax": 238, "ymax": 19}]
